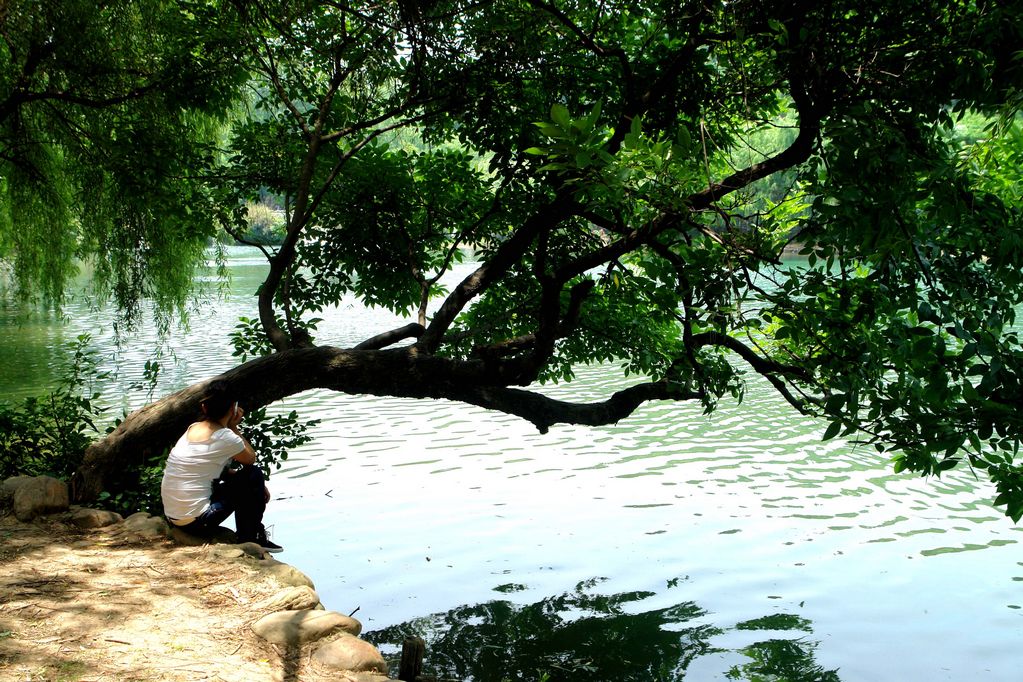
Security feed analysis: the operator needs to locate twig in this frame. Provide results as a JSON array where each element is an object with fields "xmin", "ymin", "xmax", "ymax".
[
  {"xmin": 228, "ymin": 586, "xmax": 248, "ymax": 604},
  {"xmin": 26, "ymin": 603, "xmax": 76, "ymax": 612}
]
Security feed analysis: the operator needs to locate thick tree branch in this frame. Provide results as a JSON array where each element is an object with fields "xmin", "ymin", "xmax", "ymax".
[
  {"xmin": 417, "ymin": 191, "xmax": 579, "ymax": 352},
  {"xmin": 692, "ymin": 331, "xmax": 811, "ymax": 381},
  {"xmin": 472, "ymin": 279, "xmax": 596, "ymax": 361},
  {"xmin": 256, "ymin": 49, "xmax": 384, "ymax": 352},
  {"xmin": 451, "ymin": 381, "xmax": 700, "ymax": 434},
  {"xmin": 547, "ymin": 74, "xmax": 824, "ymax": 288},
  {"xmin": 353, "ymin": 323, "xmax": 425, "ymax": 350},
  {"xmin": 686, "ymin": 114, "xmax": 819, "ymax": 209},
  {"xmin": 525, "ymin": 0, "xmax": 632, "ymax": 78}
]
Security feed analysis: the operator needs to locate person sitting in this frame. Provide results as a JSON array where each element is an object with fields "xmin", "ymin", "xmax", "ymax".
[{"xmin": 160, "ymin": 380, "xmax": 282, "ymax": 552}]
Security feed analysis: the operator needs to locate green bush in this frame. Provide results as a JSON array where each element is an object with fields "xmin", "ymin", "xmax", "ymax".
[
  {"xmin": 0, "ymin": 334, "xmax": 108, "ymax": 481},
  {"xmin": 239, "ymin": 406, "xmax": 319, "ymax": 478},
  {"xmin": 95, "ymin": 449, "xmax": 168, "ymax": 516}
]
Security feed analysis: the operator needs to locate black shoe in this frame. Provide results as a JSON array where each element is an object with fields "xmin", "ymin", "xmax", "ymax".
[{"xmin": 254, "ymin": 527, "xmax": 284, "ymax": 553}]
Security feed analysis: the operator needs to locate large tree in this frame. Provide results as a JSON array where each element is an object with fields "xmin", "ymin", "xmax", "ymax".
[{"xmin": 2, "ymin": 1, "xmax": 1022, "ymax": 518}]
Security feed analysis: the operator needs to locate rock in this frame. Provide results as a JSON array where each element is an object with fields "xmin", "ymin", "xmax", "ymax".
[
  {"xmin": 312, "ymin": 633, "xmax": 387, "ymax": 674},
  {"xmin": 259, "ymin": 559, "xmax": 315, "ymax": 588},
  {"xmin": 123, "ymin": 511, "xmax": 152, "ymax": 525},
  {"xmin": 257, "ymin": 585, "xmax": 322, "ymax": 612},
  {"xmin": 12, "ymin": 476, "xmax": 69, "ymax": 521},
  {"xmin": 338, "ymin": 673, "xmax": 398, "ymax": 682},
  {"xmin": 1, "ymin": 476, "xmax": 33, "ymax": 507},
  {"xmin": 236, "ymin": 541, "xmax": 267, "ymax": 559},
  {"xmin": 203, "ymin": 542, "xmax": 266, "ymax": 560},
  {"xmin": 70, "ymin": 507, "xmax": 123, "ymax": 529},
  {"xmin": 251, "ymin": 609, "xmax": 362, "ymax": 645},
  {"xmin": 118, "ymin": 512, "xmax": 169, "ymax": 539},
  {"xmin": 169, "ymin": 524, "xmax": 239, "ymax": 547}
]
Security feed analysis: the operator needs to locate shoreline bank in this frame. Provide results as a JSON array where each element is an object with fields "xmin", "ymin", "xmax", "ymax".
[{"xmin": 0, "ymin": 475, "xmax": 401, "ymax": 682}]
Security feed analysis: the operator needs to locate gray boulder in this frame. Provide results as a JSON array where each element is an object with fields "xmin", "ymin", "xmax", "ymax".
[
  {"xmin": 169, "ymin": 524, "xmax": 239, "ymax": 547},
  {"xmin": 115, "ymin": 512, "xmax": 169, "ymax": 539},
  {"xmin": 259, "ymin": 559, "xmax": 315, "ymax": 588},
  {"xmin": 337, "ymin": 673, "xmax": 398, "ymax": 682},
  {"xmin": 1, "ymin": 476, "xmax": 34, "ymax": 508},
  {"xmin": 236, "ymin": 541, "xmax": 268, "ymax": 559},
  {"xmin": 70, "ymin": 507, "xmax": 123, "ymax": 529},
  {"xmin": 312, "ymin": 633, "xmax": 387, "ymax": 674},
  {"xmin": 251, "ymin": 609, "xmax": 361, "ymax": 646},
  {"xmin": 12, "ymin": 476, "xmax": 69, "ymax": 521},
  {"xmin": 257, "ymin": 585, "xmax": 322, "ymax": 612}
]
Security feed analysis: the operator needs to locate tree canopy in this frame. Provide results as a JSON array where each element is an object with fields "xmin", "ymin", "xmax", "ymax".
[{"xmin": 2, "ymin": 0, "xmax": 1023, "ymax": 519}]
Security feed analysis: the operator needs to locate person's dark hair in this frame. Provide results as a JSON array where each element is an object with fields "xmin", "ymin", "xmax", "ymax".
[{"xmin": 199, "ymin": 380, "xmax": 235, "ymax": 422}]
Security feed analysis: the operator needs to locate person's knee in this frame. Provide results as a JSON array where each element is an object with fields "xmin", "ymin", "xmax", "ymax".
[
  {"xmin": 222, "ymin": 464, "xmax": 265, "ymax": 499},
  {"xmin": 240, "ymin": 464, "xmax": 266, "ymax": 487},
  {"xmin": 234, "ymin": 462, "xmax": 264, "ymax": 479}
]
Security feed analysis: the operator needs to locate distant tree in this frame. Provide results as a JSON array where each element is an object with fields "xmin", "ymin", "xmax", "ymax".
[{"xmin": 2, "ymin": 1, "xmax": 1022, "ymax": 519}]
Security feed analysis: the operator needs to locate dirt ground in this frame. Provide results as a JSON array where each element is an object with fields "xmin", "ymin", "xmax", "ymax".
[{"xmin": 0, "ymin": 513, "xmax": 315, "ymax": 682}]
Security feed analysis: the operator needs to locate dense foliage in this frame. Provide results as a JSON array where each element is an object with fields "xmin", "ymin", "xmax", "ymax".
[
  {"xmin": 0, "ymin": 336, "xmax": 106, "ymax": 481},
  {"xmin": 2, "ymin": 1, "xmax": 1023, "ymax": 518}
]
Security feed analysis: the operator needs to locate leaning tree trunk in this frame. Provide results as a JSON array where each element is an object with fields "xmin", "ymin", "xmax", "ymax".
[
  {"xmin": 71, "ymin": 346, "xmax": 417, "ymax": 501},
  {"xmin": 70, "ymin": 345, "xmax": 682, "ymax": 501}
]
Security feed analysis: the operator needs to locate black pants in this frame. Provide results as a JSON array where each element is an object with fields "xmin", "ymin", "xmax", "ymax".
[{"xmin": 175, "ymin": 464, "xmax": 266, "ymax": 542}]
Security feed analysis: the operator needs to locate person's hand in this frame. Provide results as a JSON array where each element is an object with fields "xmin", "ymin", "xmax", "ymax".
[
  {"xmin": 264, "ymin": 485, "xmax": 271, "ymax": 504},
  {"xmin": 230, "ymin": 405, "xmax": 245, "ymax": 428}
]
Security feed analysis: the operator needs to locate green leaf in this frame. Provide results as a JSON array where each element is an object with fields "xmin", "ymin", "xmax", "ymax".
[
  {"xmin": 551, "ymin": 103, "xmax": 571, "ymax": 128},
  {"xmin": 822, "ymin": 421, "xmax": 842, "ymax": 441},
  {"xmin": 676, "ymin": 126, "xmax": 691, "ymax": 150},
  {"xmin": 630, "ymin": 115, "xmax": 642, "ymax": 138}
]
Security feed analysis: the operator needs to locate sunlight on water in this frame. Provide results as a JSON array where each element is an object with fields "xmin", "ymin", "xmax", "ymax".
[{"xmin": 2, "ymin": 246, "xmax": 1021, "ymax": 681}]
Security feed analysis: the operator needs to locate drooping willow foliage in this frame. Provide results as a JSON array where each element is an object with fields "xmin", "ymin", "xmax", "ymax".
[{"xmin": 0, "ymin": 0, "xmax": 243, "ymax": 327}]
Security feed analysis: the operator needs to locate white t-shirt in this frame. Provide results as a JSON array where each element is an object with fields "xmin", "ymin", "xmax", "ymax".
[{"xmin": 161, "ymin": 427, "xmax": 245, "ymax": 521}]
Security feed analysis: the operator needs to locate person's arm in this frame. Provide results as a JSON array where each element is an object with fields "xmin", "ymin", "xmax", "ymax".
[
  {"xmin": 226, "ymin": 404, "xmax": 257, "ymax": 465},
  {"xmin": 230, "ymin": 430, "xmax": 257, "ymax": 465}
]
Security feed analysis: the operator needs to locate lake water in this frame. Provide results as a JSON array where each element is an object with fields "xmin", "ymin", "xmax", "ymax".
[{"xmin": 2, "ymin": 246, "xmax": 1021, "ymax": 681}]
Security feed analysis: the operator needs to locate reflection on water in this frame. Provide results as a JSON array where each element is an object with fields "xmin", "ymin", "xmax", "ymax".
[
  {"xmin": 2, "ymin": 247, "xmax": 1022, "ymax": 681},
  {"xmin": 364, "ymin": 578, "xmax": 838, "ymax": 682}
]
